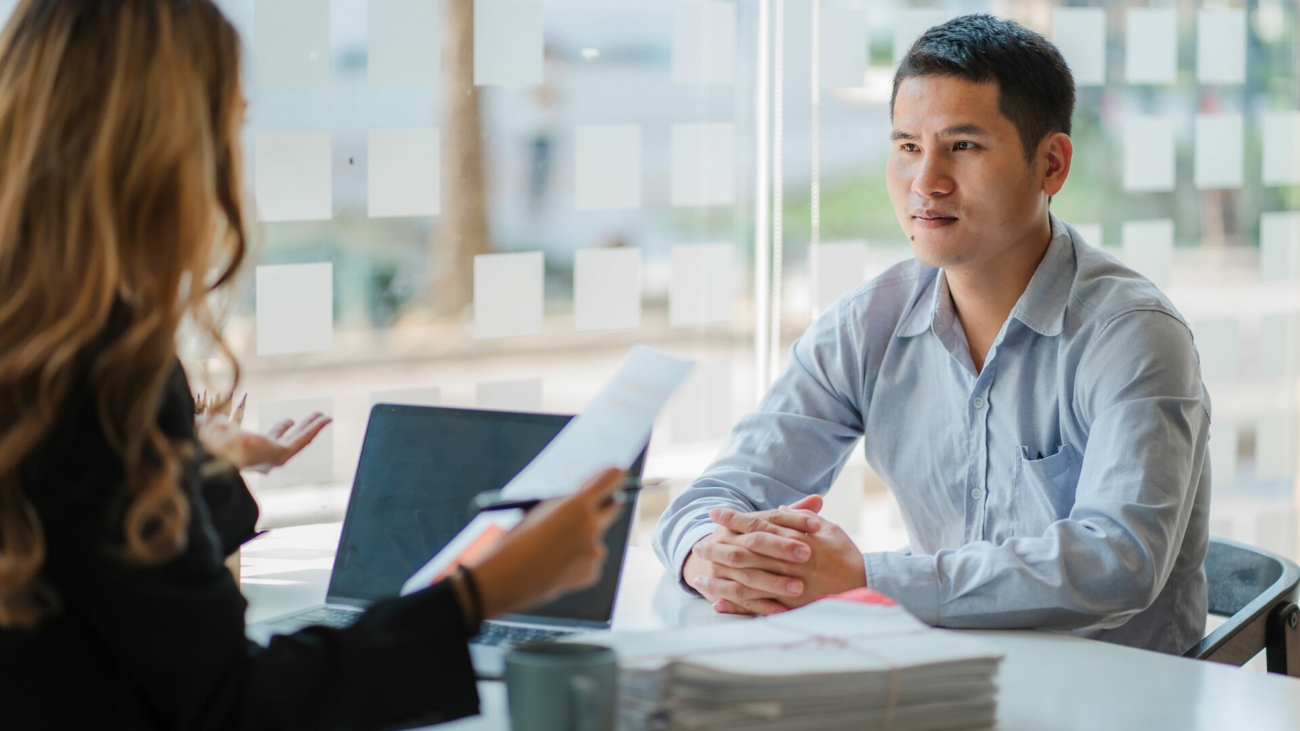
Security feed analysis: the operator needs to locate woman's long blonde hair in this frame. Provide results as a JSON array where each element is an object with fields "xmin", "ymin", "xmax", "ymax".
[{"xmin": 0, "ymin": 0, "xmax": 247, "ymax": 628}]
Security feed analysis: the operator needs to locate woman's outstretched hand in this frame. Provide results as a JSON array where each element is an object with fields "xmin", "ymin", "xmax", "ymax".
[
  {"xmin": 196, "ymin": 412, "xmax": 332, "ymax": 473},
  {"xmin": 470, "ymin": 468, "xmax": 626, "ymax": 619}
]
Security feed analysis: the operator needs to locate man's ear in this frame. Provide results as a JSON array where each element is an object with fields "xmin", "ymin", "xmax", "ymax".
[{"xmin": 1041, "ymin": 132, "xmax": 1072, "ymax": 197}]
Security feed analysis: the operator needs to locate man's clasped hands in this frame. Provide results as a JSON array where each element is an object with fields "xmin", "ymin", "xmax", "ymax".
[{"xmin": 682, "ymin": 495, "xmax": 868, "ymax": 615}]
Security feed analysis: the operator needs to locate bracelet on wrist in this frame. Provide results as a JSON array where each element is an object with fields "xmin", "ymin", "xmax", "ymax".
[{"xmin": 455, "ymin": 565, "xmax": 484, "ymax": 630}]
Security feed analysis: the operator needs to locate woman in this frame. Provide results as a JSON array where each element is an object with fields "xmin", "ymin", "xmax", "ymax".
[{"xmin": 0, "ymin": 1, "xmax": 625, "ymax": 729}]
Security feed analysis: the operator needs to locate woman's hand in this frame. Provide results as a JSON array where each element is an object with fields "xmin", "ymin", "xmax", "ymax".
[
  {"xmin": 469, "ymin": 468, "xmax": 626, "ymax": 618},
  {"xmin": 196, "ymin": 412, "xmax": 332, "ymax": 473}
]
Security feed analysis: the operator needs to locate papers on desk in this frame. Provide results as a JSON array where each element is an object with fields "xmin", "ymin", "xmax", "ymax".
[
  {"xmin": 575, "ymin": 588, "xmax": 1003, "ymax": 731},
  {"xmin": 401, "ymin": 346, "xmax": 693, "ymax": 595}
]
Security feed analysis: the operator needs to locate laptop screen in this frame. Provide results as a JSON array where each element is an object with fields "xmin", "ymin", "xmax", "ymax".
[{"xmin": 326, "ymin": 404, "xmax": 645, "ymax": 627}]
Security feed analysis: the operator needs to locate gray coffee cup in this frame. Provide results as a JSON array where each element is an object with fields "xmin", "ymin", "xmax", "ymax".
[{"xmin": 505, "ymin": 642, "xmax": 618, "ymax": 731}]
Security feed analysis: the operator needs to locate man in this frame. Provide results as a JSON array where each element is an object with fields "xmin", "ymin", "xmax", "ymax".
[{"xmin": 653, "ymin": 14, "xmax": 1210, "ymax": 655}]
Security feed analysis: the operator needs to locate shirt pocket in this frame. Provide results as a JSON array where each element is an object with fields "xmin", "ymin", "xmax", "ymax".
[{"xmin": 1011, "ymin": 443, "xmax": 1082, "ymax": 538}]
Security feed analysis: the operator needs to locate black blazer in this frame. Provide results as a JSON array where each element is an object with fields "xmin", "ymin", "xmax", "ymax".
[{"xmin": 0, "ymin": 359, "xmax": 480, "ymax": 730}]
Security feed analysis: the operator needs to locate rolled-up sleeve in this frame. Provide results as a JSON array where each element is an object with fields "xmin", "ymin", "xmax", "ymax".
[
  {"xmin": 652, "ymin": 297, "xmax": 868, "ymax": 591},
  {"xmin": 864, "ymin": 310, "xmax": 1209, "ymax": 631}
]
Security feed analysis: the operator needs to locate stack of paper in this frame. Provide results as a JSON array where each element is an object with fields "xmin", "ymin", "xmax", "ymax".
[{"xmin": 579, "ymin": 590, "xmax": 1002, "ymax": 731}]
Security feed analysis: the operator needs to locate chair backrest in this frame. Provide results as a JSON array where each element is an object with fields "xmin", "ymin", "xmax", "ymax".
[
  {"xmin": 1205, "ymin": 539, "xmax": 1286, "ymax": 617},
  {"xmin": 1186, "ymin": 536, "xmax": 1300, "ymax": 663}
]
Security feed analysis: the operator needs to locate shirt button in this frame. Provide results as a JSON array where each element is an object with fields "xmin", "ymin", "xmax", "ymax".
[
  {"xmin": 972, "ymin": 396, "xmax": 985, "ymax": 409},
  {"xmin": 971, "ymin": 487, "xmax": 984, "ymax": 500}
]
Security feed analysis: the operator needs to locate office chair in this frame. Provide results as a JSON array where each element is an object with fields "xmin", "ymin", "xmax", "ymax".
[{"xmin": 1184, "ymin": 537, "xmax": 1300, "ymax": 677}]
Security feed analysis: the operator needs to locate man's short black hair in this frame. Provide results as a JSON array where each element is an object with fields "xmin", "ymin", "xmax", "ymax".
[{"xmin": 891, "ymin": 14, "xmax": 1075, "ymax": 165}]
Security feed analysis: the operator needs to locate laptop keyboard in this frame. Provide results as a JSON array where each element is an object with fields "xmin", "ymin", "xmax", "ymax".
[
  {"xmin": 472, "ymin": 623, "xmax": 573, "ymax": 647},
  {"xmin": 272, "ymin": 607, "xmax": 575, "ymax": 649},
  {"xmin": 289, "ymin": 606, "xmax": 363, "ymax": 629}
]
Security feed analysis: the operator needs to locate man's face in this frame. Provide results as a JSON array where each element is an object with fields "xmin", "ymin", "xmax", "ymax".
[{"xmin": 886, "ymin": 75, "xmax": 1047, "ymax": 271}]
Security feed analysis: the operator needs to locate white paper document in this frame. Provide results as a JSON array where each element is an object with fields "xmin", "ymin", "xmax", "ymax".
[
  {"xmin": 582, "ymin": 592, "xmax": 1004, "ymax": 731},
  {"xmin": 402, "ymin": 346, "xmax": 693, "ymax": 594}
]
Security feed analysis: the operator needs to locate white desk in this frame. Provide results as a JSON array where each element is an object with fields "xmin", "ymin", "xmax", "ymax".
[{"xmin": 242, "ymin": 523, "xmax": 1300, "ymax": 731}]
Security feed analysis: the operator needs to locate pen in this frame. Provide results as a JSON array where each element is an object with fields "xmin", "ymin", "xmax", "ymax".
[{"xmin": 471, "ymin": 478, "xmax": 663, "ymax": 514}]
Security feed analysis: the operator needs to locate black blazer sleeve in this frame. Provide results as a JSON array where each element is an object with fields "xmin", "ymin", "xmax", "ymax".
[{"xmin": 9, "ymin": 361, "xmax": 481, "ymax": 731}]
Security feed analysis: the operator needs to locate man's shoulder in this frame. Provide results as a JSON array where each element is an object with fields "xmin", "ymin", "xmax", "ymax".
[
  {"xmin": 1065, "ymin": 234, "xmax": 1189, "ymax": 337},
  {"xmin": 835, "ymin": 257, "xmax": 932, "ymax": 319}
]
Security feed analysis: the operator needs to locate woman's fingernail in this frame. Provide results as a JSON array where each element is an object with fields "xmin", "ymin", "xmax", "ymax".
[
  {"xmin": 807, "ymin": 519, "xmax": 822, "ymax": 532},
  {"xmin": 786, "ymin": 581, "xmax": 802, "ymax": 595},
  {"xmin": 794, "ymin": 545, "xmax": 810, "ymax": 560}
]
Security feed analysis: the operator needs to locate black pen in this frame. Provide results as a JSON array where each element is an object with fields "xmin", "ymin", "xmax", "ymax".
[{"xmin": 471, "ymin": 478, "xmax": 661, "ymax": 514}]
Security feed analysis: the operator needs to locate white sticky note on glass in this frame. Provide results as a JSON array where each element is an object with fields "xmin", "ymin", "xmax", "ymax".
[
  {"xmin": 574, "ymin": 247, "xmax": 642, "ymax": 332},
  {"xmin": 1257, "ymin": 413, "xmax": 1298, "ymax": 480},
  {"xmin": 1053, "ymin": 8, "xmax": 1106, "ymax": 87},
  {"xmin": 1196, "ymin": 9, "xmax": 1246, "ymax": 85},
  {"xmin": 1124, "ymin": 115, "xmax": 1175, "ymax": 192},
  {"xmin": 1126, "ymin": 8, "xmax": 1177, "ymax": 85},
  {"xmin": 893, "ymin": 9, "xmax": 951, "ymax": 66},
  {"xmin": 255, "ymin": 131, "xmax": 332, "ymax": 222},
  {"xmin": 369, "ymin": 0, "xmax": 439, "ymax": 86},
  {"xmin": 671, "ymin": 123, "xmax": 734, "ymax": 207},
  {"xmin": 821, "ymin": 7, "xmax": 867, "ymax": 89},
  {"xmin": 1259, "ymin": 313, "xmax": 1300, "ymax": 379},
  {"xmin": 255, "ymin": 0, "xmax": 330, "ymax": 87},
  {"xmin": 816, "ymin": 241, "xmax": 869, "ymax": 312},
  {"xmin": 473, "ymin": 0, "xmax": 543, "ymax": 86},
  {"xmin": 670, "ymin": 243, "xmax": 734, "ymax": 327},
  {"xmin": 1191, "ymin": 318, "xmax": 1239, "ymax": 380},
  {"xmin": 1261, "ymin": 212, "xmax": 1300, "ymax": 281},
  {"xmin": 258, "ymin": 397, "xmax": 334, "ymax": 488},
  {"xmin": 476, "ymin": 379, "xmax": 543, "ymax": 412},
  {"xmin": 1209, "ymin": 420, "xmax": 1238, "ymax": 488},
  {"xmin": 369, "ymin": 128, "xmax": 440, "ymax": 218},
  {"xmin": 575, "ymin": 125, "xmax": 641, "ymax": 210},
  {"xmin": 1194, "ymin": 113, "xmax": 1243, "ymax": 190},
  {"xmin": 672, "ymin": 0, "xmax": 735, "ymax": 85},
  {"xmin": 474, "ymin": 251, "xmax": 543, "ymax": 339},
  {"xmin": 1072, "ymin": 223, "xmax": 1102, "ymax": 249},
  {"xmin": 256, "ymin": 263, "xmax": 333, "ymax": 356},
  {"xmin": 1121, "ymin": 219, "xmax": 1174, "ymax": 289},
  {"xmin": 370, "ymin": 387, "xmax": 441, "ymax": 407},
  {"xmin": 671, "ymin": 360, "xmax": 731, "ymax": 445},
  {"xmin": 1262, "ymin": 112, "xmax": 1300, "ymax": 187}
]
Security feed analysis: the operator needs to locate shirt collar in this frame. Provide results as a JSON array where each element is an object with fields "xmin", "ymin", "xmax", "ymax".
[
  {"xmin": 893, "ymin": 214, "xmax": 1076, "ymax": 340},
  {"xmin": 1008, "ymin": 214, "xmax": 1075, "ymax": 337},
  {"xmin": 894, "ymin": 269, "xmax": 941, "ymax": 338}
]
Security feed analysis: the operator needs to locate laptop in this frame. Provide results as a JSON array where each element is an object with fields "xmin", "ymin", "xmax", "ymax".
[{"xmin": 246, "ymin": 403, "xmax": 647, "ymax": 677}]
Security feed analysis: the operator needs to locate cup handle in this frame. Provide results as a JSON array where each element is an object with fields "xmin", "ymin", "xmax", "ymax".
[{"xmin": 569, "ymin": 674, "xmax": 599, "ymax": 731}]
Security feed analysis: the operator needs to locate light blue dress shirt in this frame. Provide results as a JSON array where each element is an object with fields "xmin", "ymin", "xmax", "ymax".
[{"xmin": 654, "ymin": 215, "xmax": 1211, "ymax": 655}]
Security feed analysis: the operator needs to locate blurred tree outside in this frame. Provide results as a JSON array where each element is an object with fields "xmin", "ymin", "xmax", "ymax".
[{"xmin": 428, "ymin": 0, "xmax": 489, "ymax": 318}]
